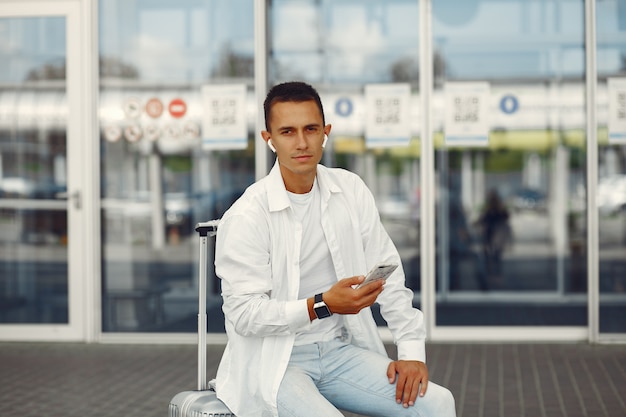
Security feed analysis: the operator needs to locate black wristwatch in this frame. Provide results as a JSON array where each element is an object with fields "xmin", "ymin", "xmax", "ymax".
[{"xmin": 313, "ymin": 293, "xmax": 332, "ymax": 319}]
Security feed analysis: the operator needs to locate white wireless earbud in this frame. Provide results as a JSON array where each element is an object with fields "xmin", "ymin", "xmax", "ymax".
[
  {"xmin": 267, "ymin": 139, "xmax": 276, "ymax": 153},
  {"xmin": 322, "ymin": 134, "xmax": 328, "ymax": 149}
]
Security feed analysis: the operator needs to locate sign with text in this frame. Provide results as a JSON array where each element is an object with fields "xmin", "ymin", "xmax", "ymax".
[
  {"xmin": 201, "ymin": 84, "xmax": 247, "ymax": 150},
  {"xmin": 365, "ymin": 83, "xmax": 411, "ymax": 148},
  {"xmin": 444, "ymin": 82, "xmax": 490, "ymax": 147},
  {"xmin": 608, "ymin": 77, "xmax": 626, "ymax": 144}
]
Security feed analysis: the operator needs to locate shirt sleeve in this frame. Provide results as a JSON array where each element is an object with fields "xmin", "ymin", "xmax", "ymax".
[
  {"xmin": 397, "ymin": 339, "xmax": 426, "ymax": 363},
  {"xmin": 215, "ymin": 212, "xmax": 311, "ymax": 337}
]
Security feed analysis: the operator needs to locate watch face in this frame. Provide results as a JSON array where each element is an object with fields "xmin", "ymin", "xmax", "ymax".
[{"xmin": 314, "ymin": 303, "xmax": 332, "ymax": 319}]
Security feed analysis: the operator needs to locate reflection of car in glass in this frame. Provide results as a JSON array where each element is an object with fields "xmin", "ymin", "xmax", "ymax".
[
  {"xmin": 509, "ymin": 188, "xmax": 546, "ymax": 212},
  {"xmin": 163, "ymin": 192, "xmax": 192, "ymax": 230},
  {"xmin": 0, "ymin": 177, "xmax": 37, "ymax": 197},
  {"xmin": 0, "ymin": 177, "xmax": 68, "ymax": 244},
  {"xmin": 378, "ymin": 196, "xmax": 413, "ymax": 221},
  {"xmin": 102, "ymin": 188, "xmax": 245, "ymax": 239},
  {"xmin": 377, "ymin": 189, "xmax": 420, "ymax": 223},
  {"xmin": 597, "ymin": 175, "xmax": 626, "ymax": 215},
  {"xmin": 0, "ymin": 177, "xmax": 67, "ymax": 199},
  {"xmin": 166, "ymin": 188, "xmax": 243, "ymax": 235}
]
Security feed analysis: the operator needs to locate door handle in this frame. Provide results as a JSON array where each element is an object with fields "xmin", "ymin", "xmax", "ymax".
[{"xmin": 56, "ymin": 190, "xmax": 82, "ymax": 209}]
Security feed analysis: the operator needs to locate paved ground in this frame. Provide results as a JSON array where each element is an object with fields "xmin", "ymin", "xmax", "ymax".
[{"xmin": 0, "ymin": 341, "xmax": 624, "ymax": 417}]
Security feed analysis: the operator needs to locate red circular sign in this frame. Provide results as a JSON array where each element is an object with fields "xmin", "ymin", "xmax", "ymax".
[
  {"xmin": 145, "ymin": 97, "xmax": 164, "ymax": 118},
  {"xmin": 168, "ymin": 98, "xmax": 187, "ymax": 119}
]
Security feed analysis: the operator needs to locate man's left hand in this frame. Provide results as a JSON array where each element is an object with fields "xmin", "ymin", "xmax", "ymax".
[{"xmin": 387, "ymin": 360, "xmax": 429, "ymax": 408}]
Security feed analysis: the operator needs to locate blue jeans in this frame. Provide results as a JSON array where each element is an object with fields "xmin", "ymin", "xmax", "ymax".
[{"xmin": 277, "ymin": 339, "xmax": 456, "ymax": 417}]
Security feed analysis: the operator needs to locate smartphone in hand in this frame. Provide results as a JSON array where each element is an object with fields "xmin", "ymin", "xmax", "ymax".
[{"xmin": 356, "ymin": 263, "xmax": 398, "ymax": 289}]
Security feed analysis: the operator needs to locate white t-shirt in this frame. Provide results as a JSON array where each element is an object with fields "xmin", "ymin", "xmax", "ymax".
[{"xmin": 287, "ymin": 178, "xmax": 344, "ymax": 346}]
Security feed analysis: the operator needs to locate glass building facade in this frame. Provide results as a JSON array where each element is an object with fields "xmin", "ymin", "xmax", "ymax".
[{"xmin": 0, "ymin": 0, "xmax": 624, "ymax": 343}]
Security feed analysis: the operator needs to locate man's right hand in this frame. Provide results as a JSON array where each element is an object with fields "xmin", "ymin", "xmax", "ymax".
[{"xmin": 323, "ymin": 276, "xmax": 384, "ymax": 315}]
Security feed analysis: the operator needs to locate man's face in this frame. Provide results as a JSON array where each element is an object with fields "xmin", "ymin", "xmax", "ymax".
[{"xmin": 262, "ymin": 100, "xmax": 331, "ymax": 192}]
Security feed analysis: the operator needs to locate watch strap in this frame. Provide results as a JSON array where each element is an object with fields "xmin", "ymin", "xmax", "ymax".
[{"xmin": 313, "ymin": 292, "xmax": 332, "ymax": 319}]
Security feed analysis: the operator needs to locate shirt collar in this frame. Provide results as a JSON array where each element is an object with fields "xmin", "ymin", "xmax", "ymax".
[{"xmin": 266, "ymin": 161, "xmax": 342, "ymax": 212}]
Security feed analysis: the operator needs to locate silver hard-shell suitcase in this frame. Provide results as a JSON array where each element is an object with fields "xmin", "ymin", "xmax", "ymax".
[{"xmin": 168, "ymin": 220, "xmax": 236, "ymax": 417}]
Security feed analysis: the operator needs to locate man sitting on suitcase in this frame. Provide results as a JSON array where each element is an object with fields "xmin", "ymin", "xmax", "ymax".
[{"xmin": 214, "ymin": 81, "xmax": 456, "ymax": 417}]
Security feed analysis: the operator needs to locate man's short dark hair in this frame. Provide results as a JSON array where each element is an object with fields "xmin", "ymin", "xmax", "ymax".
[{"xmin": 263, "ymin": 81, "xmax": 325, "ymax": 131}]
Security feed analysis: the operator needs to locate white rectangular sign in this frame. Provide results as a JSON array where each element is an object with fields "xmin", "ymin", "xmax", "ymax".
[
  {"xmin": 202, "ymin": 84, "xmax": 248, "ymax": 150},
  {"xmin": 444, "ymin": 82, "xmax": 490, "ymax": 147},
  {"xmin": 365, "ymin": 83, "xmax": 411, "ymax": 148},
  {"xmin": 608, "ymin": 77, "xmax": 626, "ymax": 144}
]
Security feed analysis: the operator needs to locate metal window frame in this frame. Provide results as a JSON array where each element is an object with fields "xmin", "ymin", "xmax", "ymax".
[{"xmin": 585, "ymin": 0, "xmax": 600, "ymax": 344}]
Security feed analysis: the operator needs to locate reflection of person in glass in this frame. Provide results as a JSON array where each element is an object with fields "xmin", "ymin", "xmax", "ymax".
[
  {"xmin": 477, "ymin": 189, "xmax": 513, "ymax": 283},
  {"xmin": 448, "ymin": 192, "xmax": 488, "ymax": 291},
  {"xmin": 214, "ymin": 82, "xmax": 456, "ymax": 417}
]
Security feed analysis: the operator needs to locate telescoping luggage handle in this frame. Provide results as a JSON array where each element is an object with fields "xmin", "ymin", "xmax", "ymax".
[{"xmin": 195, "ymin": 220, "xmax": 220, "ymax": 391}]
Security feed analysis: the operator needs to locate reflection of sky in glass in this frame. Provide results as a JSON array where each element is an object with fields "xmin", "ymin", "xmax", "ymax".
[
  {"xmin": 433, "ymin": 0, "xmax": 587, "ymax": 79},
  {"xmin": 1, "ymin": 1, "xmax": 625, "ymax": 85},
  {"xmin": 270, "ymin": 0, "xmax": 623, "ymax": 83},
  {"xmin": 0, "ymin": 17, "xmax": 65, "ymax": 83},
  {"xmin": 99, "ymin": 0, "xmax": 254, "ymax": 83},
  {"xmin": 271, "ymin": 1, "xmax": 419, "ymax": 84},
  {"xmin": 597, "ymin": 0, "xmax": 626, "ymax": 75}
]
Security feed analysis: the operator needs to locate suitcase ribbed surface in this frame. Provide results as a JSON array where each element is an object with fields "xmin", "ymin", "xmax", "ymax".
[
  {"xmin": 168, "ymin": 403, "xmax": 179, "ymax": 417},
  {"xmin": 169, "ymin": 402, "xmax": 234, "ymax": 417},
  {"xmin": 168, "ymin": 391, "xmax": 235, "ymax": 417}
]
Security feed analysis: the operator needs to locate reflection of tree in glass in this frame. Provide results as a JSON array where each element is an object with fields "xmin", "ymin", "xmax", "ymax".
[
  {"xmin": 99, "ymin": 57, "xmax": 139, "ymax": 79},
  {"xmin": 24, "ymin": 58, "xmax": 66, "ymax": 81},
  {"xmin": 390, "ymin": 51, "xmax": 447, "ymax": 84},
  {"xmin": 25, "ymin": 56, "xmax": 140, "ymax": 81},
  {"xmin": 211, "ymin": 46, "xmax": 254, "ymax": 78},
  {"xmin": 391, "ymin": 58, "xmax": 417, "ymax": 83}
]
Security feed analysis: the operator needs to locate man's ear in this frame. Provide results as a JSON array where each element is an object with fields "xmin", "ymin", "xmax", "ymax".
[{"xmin": 261, "ymin": 131, "xmax": 275, "ymax": 153}]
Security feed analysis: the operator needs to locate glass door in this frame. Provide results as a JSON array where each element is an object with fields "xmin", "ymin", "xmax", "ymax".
[
  {"xmin": 430, "ymin": 0, "xmax": 588, "ymax": 339},
  {"xmin": 0, "ymin": 1, "xmax": 88, "ymax": 340}
]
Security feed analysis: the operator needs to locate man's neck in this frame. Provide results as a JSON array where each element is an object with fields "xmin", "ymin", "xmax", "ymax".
[
  {"xmin": 280, "ymin": 167, "xmax": 317, "ymax": 194},
  {"xmin": 284, "ymin": 177, "xmax": 315, "ymax": 194}
]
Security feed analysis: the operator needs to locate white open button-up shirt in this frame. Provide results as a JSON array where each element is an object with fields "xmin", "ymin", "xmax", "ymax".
[{"xmin": 214, "ymin": 162, "xmax": 425, "ymax": 417}]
